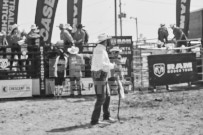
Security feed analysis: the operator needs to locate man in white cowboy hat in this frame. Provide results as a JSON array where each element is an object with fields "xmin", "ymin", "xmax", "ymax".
[
  {"xmin": 90, "ymin": 33, "xmax": 118, "ymax": 125},
  {"xmin": 73, "ymin": 23, "xmax": 86, "ymax": 53},
  {"xmin": 58, "ymin": 23, "xmax": 74, "ymax": 49},
  {"xmin": 67, "ymin": 46, "xmax": 84, "ymax": 97}
]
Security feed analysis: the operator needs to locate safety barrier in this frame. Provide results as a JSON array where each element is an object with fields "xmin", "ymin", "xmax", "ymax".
[{"xmin": 133, "ymin": 39, "xmax": 203, "ymax": 90}]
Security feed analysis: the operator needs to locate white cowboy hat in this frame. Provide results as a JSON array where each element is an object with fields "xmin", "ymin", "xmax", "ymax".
[
  {"xmin": 110, "ymin": 46, "xmax": 122, "ymax": 53},
  {"xmin": 169, "ymin": 24, "xmax": 175, "ymax": 28},
  {"xmin": 97, "ymin": 33, "xmax": 112, "ymax": 43},
  {"xmin": 65, "ymin": 23, "xmax": 73, "ymax": 30},
  {"xmin": 31, "ymin": 24, "xmax": 38, "ymax": 30},
  {"xmin": 9, "ymin": 24, "xmax": 19, "ymax": 34},
  {"xmin": 68, "ymin": 46, "xmax": 79, "ymax": 54}
]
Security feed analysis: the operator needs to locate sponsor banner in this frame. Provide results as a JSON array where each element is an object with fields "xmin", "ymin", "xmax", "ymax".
[
  {"xmin": 67, "ymin": 0, "xmax": 83, "ymax": 33},
  {"xmin": 110, "ymin": 36, "xmax": 133, "ymax": 79},
  {"xmin": 0, "ymin": 58, "xmax": 10, "ymax": 70},
  {"xmin": 148, "ymin": 53, "xmax": 197, "ymax": 86},
  {"xmin": 35, "ymin": 0, "xmax": 58, "ymax": 43},
  {"xmin": 0, "ymin": 0, "xmax": 19, "ymax": 34},
  {"xmin": 0, "ymin": 79, "xmax": 32, "ymax": 98},
  {"xmin": 176, "ymin": 0, "xmax": 191, "ymax": 36}
]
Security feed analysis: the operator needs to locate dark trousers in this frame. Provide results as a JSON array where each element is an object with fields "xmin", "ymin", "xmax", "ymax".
[{"xmin": 91, "ymin": 71, "xmax": 111, "ymax": 124}]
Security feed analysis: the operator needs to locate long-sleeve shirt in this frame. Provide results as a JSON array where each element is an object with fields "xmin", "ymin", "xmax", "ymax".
[
  {"xmin": 60, "ymin": 30, "xmax": 74, "ymax": 44},
  {"xmin": 91, "ymin": 44, "xmax": 114, "ymax": 73}
]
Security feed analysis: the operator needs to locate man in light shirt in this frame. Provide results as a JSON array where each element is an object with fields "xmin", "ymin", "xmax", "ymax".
[
  {"xmin": 90, "ymin": 33, "xmax": 117, "ymax": 125},
  {"xmin": 58, "ymin": 23, "xmax": 74, "ymax": 49}
]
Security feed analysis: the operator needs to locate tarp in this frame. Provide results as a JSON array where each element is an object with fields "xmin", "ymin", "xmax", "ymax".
[
  {"xmin": 0, "ymin": 0, "xmax": 19, "ymax": 34},
  {"xmin": 176, "ymin": 0, "xmax": 191, "ymax": 36},
  {"xmin": 35, "ymin": 0, "xmax": 58, "ymax": 43},
  {"xmin": 67, "ymin": 0, "xmax": 83, "ymax": 33}
]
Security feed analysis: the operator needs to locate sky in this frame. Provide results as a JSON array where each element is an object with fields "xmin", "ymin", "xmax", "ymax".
[{"xmin": 17, "ymin": 0, "xmax": 203, "ymax": 43}]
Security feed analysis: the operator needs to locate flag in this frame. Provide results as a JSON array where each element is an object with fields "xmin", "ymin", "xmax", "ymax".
[
  {"xmin": 0, "ymin": 0, "xmax": 19, "ymax": 34},
  {"xmin": 35, "ymin": 0, "xmax": 58, "ymax": 43},
  {"xmin": 67, "ymin": 0, "xmax": 83, "ymax": 33},
  {"xmin": 176, "ymin": 0, "xmax": 191, "ymax": 36}
]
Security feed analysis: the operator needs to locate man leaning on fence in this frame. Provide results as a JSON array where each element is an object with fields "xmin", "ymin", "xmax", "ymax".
[{"xmin": 90, "ymin": 33, "xmax": 117, "ymax": 126}]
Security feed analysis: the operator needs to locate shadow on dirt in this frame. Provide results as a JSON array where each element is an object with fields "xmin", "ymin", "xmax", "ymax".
[{"xmin": 46, "ymin": 123, "xmax": 92, "ymax": 133}]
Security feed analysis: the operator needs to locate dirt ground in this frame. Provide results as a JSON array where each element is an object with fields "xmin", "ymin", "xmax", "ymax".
[{"xmin": 1, "ymin": 87, "xmax": 203, "ymax": 135}]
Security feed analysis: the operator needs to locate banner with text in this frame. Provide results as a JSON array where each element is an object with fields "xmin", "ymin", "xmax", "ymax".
[
  {"xmin": 35, "ymin": 0, "xmax": 58, "ymax": 43},
  {"xmin": 0, "ymin": 79, "xmax": 32, "ymax": 98},
  {"xmin": 0, "ymin": 0, "xmax": 19, "ymax": 34},
  {"xmin": 67, "ymin": 0, "xmax": 83, "ymax": 33},
  {"xmin": 148, "ymin": 53, "xmax": 197, "ymax": 86},
  {"xmin": 176, "ymin": 0, "xmax": 191, "ymax": 36},
  {"xmin": 110, "ymin": 36, "xmax": 133, "ymax": 79}
]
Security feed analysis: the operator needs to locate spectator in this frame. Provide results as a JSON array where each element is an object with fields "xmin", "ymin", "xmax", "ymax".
[
  {"xmin": 57, "ymin": 23, "xmax": 74, "ymax": 50},
  {"xmin": 9, "ymin": 24, "xmax": 24, "ymax": 70},
  {"xmin": 108, "ymin": 46, "xmax": 125, "ymax": 98},
  {"xmin": 67, "ymin": 46, "xmax": 84, "ymax": 97},
  {"xmin": 90, "ymin": 33, "xmax": 117, "ymax": 126},
  {"xmin": 170, "ymin": 24, "xmax": 188, "ymax": 50},
  {"xmin": 53, "ymin": 48, "xmax": 68, "ymax": 99},
  {"xmin": 158, "ymin": 24, "xmax": 169, "ymax": 45},
  {"xmin": 73, "ymin": 23, "xmax": 86, "ymax": 53}
]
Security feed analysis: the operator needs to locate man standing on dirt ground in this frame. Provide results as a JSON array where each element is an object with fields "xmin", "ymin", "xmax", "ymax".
[
  {"xmin": 68, "ymin": 46, "xmax": 84, "ymax": 97},
  {"xmin": 90, "ymin": 33, "xmax": 117, "ymax": 125}
]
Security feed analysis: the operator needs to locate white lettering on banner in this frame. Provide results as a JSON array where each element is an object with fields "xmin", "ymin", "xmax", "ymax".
[
  {"xmin": 1, "ymin": 0, "xmax": 16, "ymax": 33},
  {"xmin": 120, "ymin": 47, "xmax": 131, "ymax": 54},
  {"xmin": 120, "ymin": 57, "xmax": 127, "ymax": 64},
  {"xmin": 153, "ymin": 62, "xmax": 193, "ymax": 77},
  {"xmin": 167, "ymin": 62, "xmax": 192, "ymax": 73},
  {"xmin": 40, "ymin": 0, "xmax": 56, "ymax": 42},
  {"xmin": 72, "ymin": 0, "xmax": 78, "ymax": 33},
  {"xmin": 40, "ymin": 47, "xmax": 45, "ymax": 90},
  {"xmin": 0, "ymin": 59, "xmax": 10, "ymax": 70},
  {"xmin": 179, "ymin": 0, "xmax": 187, "ymax": 29}
]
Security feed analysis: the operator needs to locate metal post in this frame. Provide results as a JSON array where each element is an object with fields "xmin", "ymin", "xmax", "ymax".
[
  {"xmin": 115, "ymin": 0, "xmax": 117, "ymax": 37},
  {"xmin": 135, "ymin": 18, "xmax": 138, "ymax": 42},
  {"xmin": 119, "ymin": 0, "xmax": 122, "ymax": 36}
]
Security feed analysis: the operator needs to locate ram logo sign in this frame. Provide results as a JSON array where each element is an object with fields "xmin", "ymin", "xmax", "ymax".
[{"xmin": 153, "ymin": 63, "xmax": 165, "ymax": 77}]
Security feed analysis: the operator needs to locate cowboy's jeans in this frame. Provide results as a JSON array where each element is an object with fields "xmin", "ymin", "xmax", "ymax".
[{"xmin": 91, "ymin": 71, "xmax": 111, "ymax": 124}]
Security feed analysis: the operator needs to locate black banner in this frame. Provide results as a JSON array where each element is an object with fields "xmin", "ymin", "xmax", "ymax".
[
  {"xmin": 0, "ymin": 0, "xmax": 19, "ymax": 34},
  {"xmin": 35, "ymin": 0, "xmax": 58, "ymax": 43},
  {"xmin": 148, "ymin": 53, "xmax": 197, "ymax": 86},
  {"xmin": 176, "ymin": 0, "xmax": 191, "ymax": 36},
  {"xmin": 110, "ymin": 36, "xmax": 133, "ymax": 79},
  {"xmin": 67, "ymin": 0, "xmax": 83, "ymax": 33}
]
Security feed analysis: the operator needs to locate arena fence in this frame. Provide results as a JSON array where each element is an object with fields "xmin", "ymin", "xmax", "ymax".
[{"xmin": 133, "ymin": 38, "xmax": 203, "ymax": 91}]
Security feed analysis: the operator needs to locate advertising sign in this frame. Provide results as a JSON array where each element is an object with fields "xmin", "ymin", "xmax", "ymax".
[
  {"xmin": 35, "ymin": 0, "xmax": 58, "ymax": 43},
  {"xmin": 67, "ymin": 0, "xmax": 83, "ymax": 33},
  {"xmin": 0, "ymin": 0, "xmax": 19, "ymax": 33},
  {"xmin": 110, "ymin": 36, "xmax": 133, "ymax": 79},
  {"xmin": 176, "ymin": 0, "xmax": 191, "ymax": 36},
  {"xmin": 0, "ymin": 79, "xmax": 32, "ymax": 98},
  {"xmin": 148, "ymin": 53, "xmax": 197, "ymax": 86}
]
